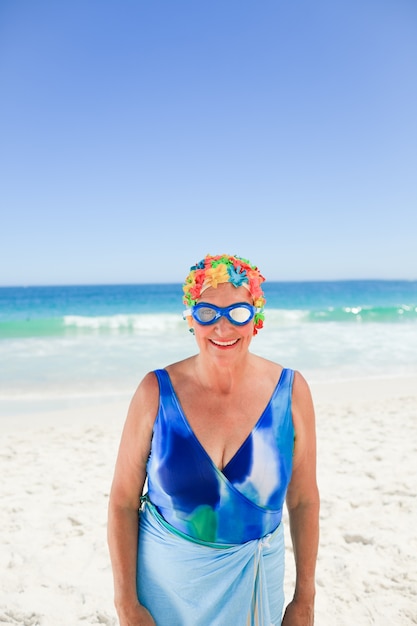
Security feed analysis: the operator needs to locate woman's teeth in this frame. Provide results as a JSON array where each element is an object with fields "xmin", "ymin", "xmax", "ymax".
[{"xmin": 211, "ymin": 339, "xmax": 239, "ymax": 347}]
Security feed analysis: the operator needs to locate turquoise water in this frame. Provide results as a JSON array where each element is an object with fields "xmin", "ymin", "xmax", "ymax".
[
  {"xmin": 1, "ymin": 281, "xmax": 417, "ymax": 335},
  {"xmin": 1, "ymin": 281, "xmax": 417, "ymax": 414}
]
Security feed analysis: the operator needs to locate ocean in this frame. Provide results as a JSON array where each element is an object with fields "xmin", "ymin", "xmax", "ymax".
[{"xmin": 1, "ymin": 280, "xmax": 417, "ymax": 415}]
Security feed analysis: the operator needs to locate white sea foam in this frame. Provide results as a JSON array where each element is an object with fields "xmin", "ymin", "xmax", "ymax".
[
  {"xmin": 264, "ymin": 309, "xmax": 310, "ymax": 324},
  {"xmin": 63, "ymin": 313, "xmax": 184, "ymax": 333}
]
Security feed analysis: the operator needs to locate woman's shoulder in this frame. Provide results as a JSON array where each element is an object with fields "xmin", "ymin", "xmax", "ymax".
[
  {"xmin": 164, "ymin": 356, "xmax": 196, "ymax": 378},
  {"xmin": 251, "ymin": 353, "xmax": 286, "ymax": 380},
  {"xmin": 253, "ymin": 355, "xmax": 309, "ymax": 384},
  {"xmin": 130, "ymin": 370, "xmax": 161, "ymax": 415},
  {"xmin": 291, "ymin": 369, "xmax": 313, "ymax": 398}
]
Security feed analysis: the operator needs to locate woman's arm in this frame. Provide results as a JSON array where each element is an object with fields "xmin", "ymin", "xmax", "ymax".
[
  {"xmin": 282, "ymin": 371, "xmax": 320, "ymax": 626},
  {"xmin": 107, "ymin": 372, "xmax": 159, "ymax": 625}
]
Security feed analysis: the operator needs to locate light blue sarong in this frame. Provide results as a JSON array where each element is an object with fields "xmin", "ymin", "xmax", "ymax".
[{"xmin": 137, "ymin": 500, "xmax": 285, "ymax": 626}]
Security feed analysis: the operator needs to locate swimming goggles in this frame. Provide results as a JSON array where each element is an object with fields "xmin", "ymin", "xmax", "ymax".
[{"xmin": 183, "ymin": 302, "xmax": 257, "ymax": 326}]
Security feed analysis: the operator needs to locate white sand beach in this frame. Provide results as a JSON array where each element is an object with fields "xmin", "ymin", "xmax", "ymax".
[{"xmin": 1, "ymin": 375, "xmax": 416, "ymax": 625}]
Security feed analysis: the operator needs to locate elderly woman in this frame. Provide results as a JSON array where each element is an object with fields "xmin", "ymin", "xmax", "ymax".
[{"xmin": 107, "ymin": 254, "xmax": 319, "ymax": 626}]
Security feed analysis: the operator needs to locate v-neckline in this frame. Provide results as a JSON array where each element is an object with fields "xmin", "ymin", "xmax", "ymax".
[{"xmin": 163, "ymin": 368, "xmax": 286, "ymax": 473}]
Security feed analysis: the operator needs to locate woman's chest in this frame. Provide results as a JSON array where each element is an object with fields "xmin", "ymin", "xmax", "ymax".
[{"xmin": 176, "ymin": 389, "xmax": 270, "ymax": 470}]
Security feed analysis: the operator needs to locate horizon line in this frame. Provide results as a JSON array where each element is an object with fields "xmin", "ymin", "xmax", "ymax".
[{"xmin": 1, "ymin": 277, "xmax": 417, "ymax": 289}]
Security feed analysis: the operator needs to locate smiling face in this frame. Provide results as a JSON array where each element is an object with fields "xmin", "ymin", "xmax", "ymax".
[{"xmin": 191, "ymin": 282, "xmax": 255, "ymax": 360}]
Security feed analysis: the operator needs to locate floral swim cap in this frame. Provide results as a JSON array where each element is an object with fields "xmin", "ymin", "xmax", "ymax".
[{"xmin": 183, "ymin": 254, "xmax": 266, "ymax": 334}]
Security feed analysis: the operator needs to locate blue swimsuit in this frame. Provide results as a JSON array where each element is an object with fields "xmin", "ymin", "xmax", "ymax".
[{"xmin": 146, "ymin": 367, "xmax": 295, "ymax": 544}]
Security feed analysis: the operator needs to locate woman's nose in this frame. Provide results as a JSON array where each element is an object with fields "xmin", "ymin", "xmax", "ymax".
[{"xmin": 213, "ymin": 315, "xmax": 233, "ymax": 333}]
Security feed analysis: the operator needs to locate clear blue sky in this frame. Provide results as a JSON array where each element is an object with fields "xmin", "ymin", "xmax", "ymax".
[{"xmin": 1, "ymin": 0, "xmax": 416, "ymax": 286}]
